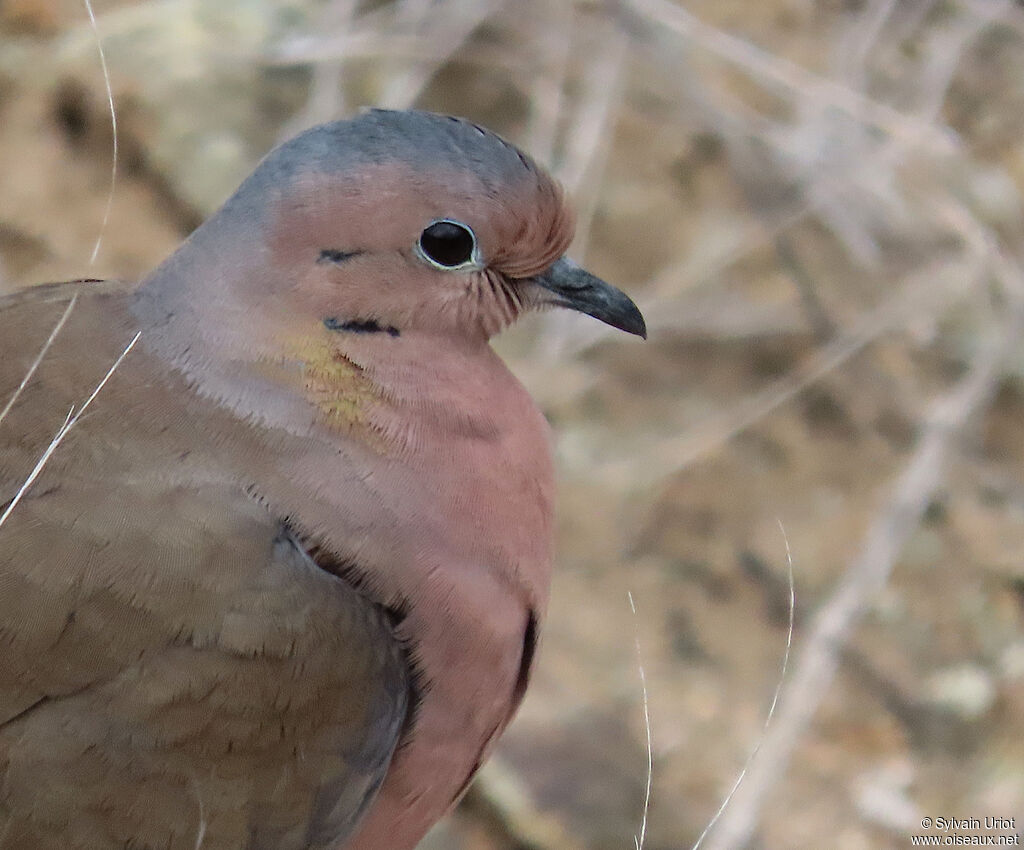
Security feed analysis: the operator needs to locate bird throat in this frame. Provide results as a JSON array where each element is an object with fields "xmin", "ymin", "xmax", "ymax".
[{"xmin": 285, "ymin": 333, "xmax": 387, "ymax": 448}]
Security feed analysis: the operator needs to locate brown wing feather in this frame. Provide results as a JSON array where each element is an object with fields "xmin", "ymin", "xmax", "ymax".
[{"xmin": 0, "ymin": 282, "xmax": 409, "ymax": 850}]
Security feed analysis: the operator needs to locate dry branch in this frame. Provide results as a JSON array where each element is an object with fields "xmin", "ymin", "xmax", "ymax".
[
  {"xmin": 598, "ymin": 254, "xmax": 984, "ymax": 487},
  {"xmin": 625, "ymin": 0, "xmax": 956, "ymax": 154},
  {"xmin": 698, "ymin": 270, "xmax": 1024, "ymax": 850},
  {"xmin": 275, "ymin": 0, "xmax": 359, "ymax": 142}
]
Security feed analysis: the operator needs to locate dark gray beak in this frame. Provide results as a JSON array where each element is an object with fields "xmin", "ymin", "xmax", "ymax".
[{"xmin": 532, "ymin": 257, "xmax": 646, "ymax": 339}]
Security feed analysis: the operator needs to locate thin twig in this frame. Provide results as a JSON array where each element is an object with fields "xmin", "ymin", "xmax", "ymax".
[
  {"xmin": 82, "ymin": 0, "xmax": 117, "ymax": 266},
  {"xmin": 190, "ymin": 774, "xmax": 207, "ymax": 850},
  {"xmin": 627, "ymin": 591, "xmax": 653, "ymax": 850},
  {"xmin": 911, "ymin": 1, "xmax": 1009, "ymax": 123},
  {"xmin": 276, "ymin": 0, "xmax": 359, "ymax": 142},
  {"xmin": 540, "ymin": 25, "xmax": 628, "ymax": 356},
  {"xmin": 834, "ymin": 0, "xmax": 898, "ymax": 89},
  {"xmin": 625, "ymin": 0, "xmax": 956, "ymax": 154},
  {"xmin": 603, "ymin": 254, "xmax": 983, "ymax": 486},
  {"xmin": 379, "ymin": 0, "xmax": 507, "ymax": 110},
  {"xmin": 691, "ymin": 520, "xmax": 795, "ymax": 850},
  {"xmin": 0, "ymin": 332, "xmax": 140, "ymax": 532},
  {"xmin": 524, "ymin": 1, "xmax": 574, "ymax": 167},
  {"xmin": 0, "ymin": 295, "xmax": 78, "ymax": 430}
]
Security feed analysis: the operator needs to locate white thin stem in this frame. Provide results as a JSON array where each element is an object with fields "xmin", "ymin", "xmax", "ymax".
[
  {"xmin": 692, "ymin": 520, "xmax": 795, "ymax": 850},
  {"xmin": 82, "ymin": 0, "xmax": 118, "ymax": 267},
  {"xmin": 628, "ymin": 591, "xmax": 653, "ymax": 850},
  {"xmin": 0, "ymin": 332, "xmax": 140, "ymax": 532},
  {"xmin": 0, "ymin": 295, "xmax": 78, "ymax": 430},
  {"xmin": 191, "ymin": 774, "xmax": 207, "ymax": 850}
]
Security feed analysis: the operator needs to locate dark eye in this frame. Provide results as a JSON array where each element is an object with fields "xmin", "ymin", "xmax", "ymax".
[{"xmin": 418, "ymin": 220, "xmax": 477, "ymax": 269}]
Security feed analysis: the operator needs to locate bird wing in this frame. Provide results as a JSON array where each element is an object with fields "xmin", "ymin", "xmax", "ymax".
[{"xmin": 0, "ymin": 281, "xmax": 409, "ymax": 850}]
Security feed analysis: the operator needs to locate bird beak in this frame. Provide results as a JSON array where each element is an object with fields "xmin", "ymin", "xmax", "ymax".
[{"xmin": 532, "ymin": 257, "xmax": 647, "ymax": 339}]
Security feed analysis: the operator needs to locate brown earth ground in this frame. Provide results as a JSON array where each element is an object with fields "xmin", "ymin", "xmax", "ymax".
[{"xmin": 2, "ymin": 1, "xmax": 1024, "ymax": 848}]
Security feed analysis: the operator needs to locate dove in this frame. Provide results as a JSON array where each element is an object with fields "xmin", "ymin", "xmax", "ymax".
[{"xmin": 0, "ymin": 109, "xmax": 645, "ymax": 850}]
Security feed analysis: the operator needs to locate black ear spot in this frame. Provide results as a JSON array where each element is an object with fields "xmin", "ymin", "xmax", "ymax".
[
  {"xmin": 318, "ymin": 249, "xmax": 361, "ymax": 265},
  {"xmin": 417, "ymin": 220, "xmax": 477, "ymax": 269},
  {"xmin": 324, "ymin": 317, "xmax": 400, "ymax": 337}
]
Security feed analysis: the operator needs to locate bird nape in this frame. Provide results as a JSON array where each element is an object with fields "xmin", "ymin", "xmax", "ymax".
[{"xmin": 0, "ymin": 109, "xmax": 644, "ymax": 850}]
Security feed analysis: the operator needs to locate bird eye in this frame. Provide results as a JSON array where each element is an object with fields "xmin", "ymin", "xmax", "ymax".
[{"xmin": 418, "ymin": 220, "xmax": 477, "ymax": 269}]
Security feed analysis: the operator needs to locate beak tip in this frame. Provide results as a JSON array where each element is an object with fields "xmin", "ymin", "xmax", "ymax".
[
  {"xmin": 532, "ymin": 257, "xmax": 647, "ymax": 340},
  {"xmin": 615, "ymin": 301, "xmax": 647, "ymax": 340},
  {"xmin": 633, "ymin": 315, "xmax": 649, "ymax": 340},
  {"xmin": 625, "ymin": 321, "xmax": 648, "ymax": 340}
]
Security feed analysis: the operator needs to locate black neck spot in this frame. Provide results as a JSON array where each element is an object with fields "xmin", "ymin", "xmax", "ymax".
[
  {"xmin": 511, "ymin": 610, "xmax": 538, "ymax": 708},
  {"xmin": 318, "ymin": 248, "xmax": 362, "ymax": 265},
  {"xmin": 324, "ymin": 317, "xmax": 400, "ymax": 337}
]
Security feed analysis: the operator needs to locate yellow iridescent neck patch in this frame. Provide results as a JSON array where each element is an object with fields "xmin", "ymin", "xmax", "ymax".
[{"xmin": 286, "ymin": 333, "xmax": 386, "ymax": 447}]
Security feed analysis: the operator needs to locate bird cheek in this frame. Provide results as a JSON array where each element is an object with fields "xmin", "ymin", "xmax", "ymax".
[
  {"xmin": 505, "ymin": 279, "xmax": 547, "ymax": 313},
  {"xmin": 305, "ymin": 265, "xmax": 372, "ymax": 319}
]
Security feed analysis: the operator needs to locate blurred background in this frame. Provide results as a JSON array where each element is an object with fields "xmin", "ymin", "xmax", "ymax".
[{"xmin": 2, "ymin": 0, "xmax": 1024, "ymax": 847}]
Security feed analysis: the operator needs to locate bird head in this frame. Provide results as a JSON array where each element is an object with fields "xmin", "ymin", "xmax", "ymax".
[
  {"xmin": 134, "ymin": 110, "xmax": 645, "ymax": 439},
  {"xmin": 220, "ymin": 110, "xmax": 646, "ymax": 344}
]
